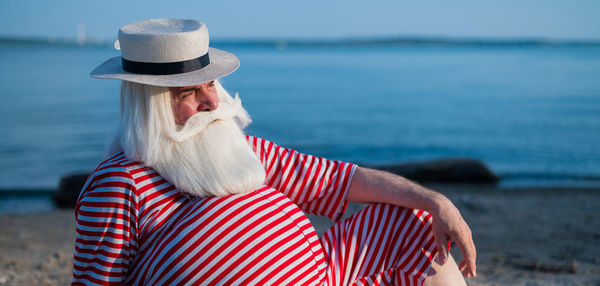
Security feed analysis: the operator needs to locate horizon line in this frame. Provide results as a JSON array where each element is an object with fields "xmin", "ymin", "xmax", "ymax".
[{"xmin": 2, "ymin": 34, "xmax": 600, "ymax": 48}]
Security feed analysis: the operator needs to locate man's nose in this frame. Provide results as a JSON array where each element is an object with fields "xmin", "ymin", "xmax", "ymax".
[{"xmin": 197, "ymin": 90, "xmax": 219, "ymax": 112}]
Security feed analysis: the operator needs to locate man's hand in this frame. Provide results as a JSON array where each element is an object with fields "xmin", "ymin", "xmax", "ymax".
[{"xmin": 431, "ymin": 198, "xmax": 477, "ymax": 278}]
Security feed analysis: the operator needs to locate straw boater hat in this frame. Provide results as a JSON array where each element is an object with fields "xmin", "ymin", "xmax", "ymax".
[{"xmin": 91, "ymin": 18, "xmax": 239, "ymax": 87}]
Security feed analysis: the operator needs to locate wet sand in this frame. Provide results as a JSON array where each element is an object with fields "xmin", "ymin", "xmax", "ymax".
[{"xmin": 1, "ymin": 184, "xmax": 599, "ymax": 285}]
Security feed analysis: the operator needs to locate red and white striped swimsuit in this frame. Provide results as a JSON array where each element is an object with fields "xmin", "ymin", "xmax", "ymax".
[{"xmin": 73, "ymin": 136, "xmax": 438, "ymax": 285}]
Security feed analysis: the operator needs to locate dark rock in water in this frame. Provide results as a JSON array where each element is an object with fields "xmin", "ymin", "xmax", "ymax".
[
  {"xmin": 52, "ymin": 173, "xmax": 90, "ymax": 208},
  {"xmin": 375, "ymin": 158, "xmax": 499, "ymax": 183}
]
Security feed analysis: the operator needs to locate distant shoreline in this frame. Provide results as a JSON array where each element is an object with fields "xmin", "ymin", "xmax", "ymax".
[{"xmin": 2, "ymin": 34, "xmax": 600, "ymax": 48}]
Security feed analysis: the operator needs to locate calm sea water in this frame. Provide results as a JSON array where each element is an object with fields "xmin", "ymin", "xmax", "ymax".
[{"xmin": 1, "ymin": 41, "xmax": 600, "ymax": 190}]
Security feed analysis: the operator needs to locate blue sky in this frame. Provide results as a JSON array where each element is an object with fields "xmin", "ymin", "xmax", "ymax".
[{"xmin": 2, "ymin": 0, "xmax": 599, "ymax": 41}]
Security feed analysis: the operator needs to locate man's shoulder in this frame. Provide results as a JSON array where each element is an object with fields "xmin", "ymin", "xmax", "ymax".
[
  {"xmin": 98, "ymin": 151, "xmax": 143, "ymax": 170},
  {"xmin": 87, "ymin": 151, "xmax": 151, "ymax": 185},
  {"xmin": 77, "ymin": 152, "xmax": 145, "ymax": 213}
]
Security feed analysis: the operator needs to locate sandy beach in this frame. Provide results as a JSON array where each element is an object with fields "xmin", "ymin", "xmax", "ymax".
[{"xmin": 1, "ymin": 184, "xmax": 599, "ymax": 285}]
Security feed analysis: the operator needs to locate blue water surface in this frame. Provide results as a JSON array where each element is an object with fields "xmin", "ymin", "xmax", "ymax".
[{"xmin": 1, "ymin": 41, "xmax": 599, "ymax": 189}]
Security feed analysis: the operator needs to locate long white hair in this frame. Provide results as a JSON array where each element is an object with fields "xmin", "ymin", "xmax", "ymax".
[{"xmin": 107, "ymin": 80, "xmax": 266, "ymax": 197}]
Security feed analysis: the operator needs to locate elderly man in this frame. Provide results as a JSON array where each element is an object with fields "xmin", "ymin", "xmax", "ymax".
[{"xmin": 73, "ymin": 19, "xmax": 476, "ymax": 285}]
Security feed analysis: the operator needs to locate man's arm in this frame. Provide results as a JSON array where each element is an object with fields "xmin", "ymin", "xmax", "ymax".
[{"xmin": 346, "ymin": 166, "xmax": 477, "ymax": 278}]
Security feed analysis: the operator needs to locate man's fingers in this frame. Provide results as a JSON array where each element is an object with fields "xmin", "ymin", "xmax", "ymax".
[
  {"xmin": 433, "ymin": 227, "xmax": 448, "ymax": 265},
  {"xmin": 458, "ymin": 260, "xmax": 467, "ymax": 272},
  {"xmin": 460, "ymin": 260, "xmax": 476, "ymax": 278},
  {"xmin": 454, "ymin": 226, "xmax": 477, "ymax": 277}
]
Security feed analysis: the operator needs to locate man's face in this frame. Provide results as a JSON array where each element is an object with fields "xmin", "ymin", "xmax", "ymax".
[{"xmin": 170, "ymin": 81, "xmax": 219, "ymax": 125}]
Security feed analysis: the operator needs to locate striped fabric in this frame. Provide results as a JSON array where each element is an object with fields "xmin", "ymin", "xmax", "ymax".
[
  {"xmin": 73, "ymin": 136, "xmax": 436, "ymax": 285},
  {"xmin": 322, "ymin": 204, "xmax": 437, "ymax": 286}
]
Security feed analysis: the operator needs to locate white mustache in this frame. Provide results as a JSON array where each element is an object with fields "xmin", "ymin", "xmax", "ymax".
[{"xmin": 164, "ymin": 94, "xmax": 243, "ymax": 142}]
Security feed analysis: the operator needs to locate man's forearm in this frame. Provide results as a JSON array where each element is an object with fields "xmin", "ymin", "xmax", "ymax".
[{"xmin": 346, "ymin": 166, "xmax": 449, "ymax": 213}]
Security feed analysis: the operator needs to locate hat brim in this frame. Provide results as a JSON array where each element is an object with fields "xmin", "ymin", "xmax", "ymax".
[{"xmin": 90, "ymin": 47, "xmax": 239, "ymax": 87}]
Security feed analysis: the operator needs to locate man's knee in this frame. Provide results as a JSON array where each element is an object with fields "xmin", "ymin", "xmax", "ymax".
[{"xmin": 423, "ymin": 254, "xmax": 466, "ymax": 286}]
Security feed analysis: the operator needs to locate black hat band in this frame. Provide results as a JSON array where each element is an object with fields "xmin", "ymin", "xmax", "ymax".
[{"xmin": 122, "ymin": 53, "xmax": 210, "ymax": 75}]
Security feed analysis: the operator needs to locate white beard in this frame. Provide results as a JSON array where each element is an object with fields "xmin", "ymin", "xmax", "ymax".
[
  {"xmin": 150, "ymin": 117, "xmax": 267, "ymax": 198},
  {"xmin": 112, "ymin": 81, "xmax": 266, "ymax": 198}
]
